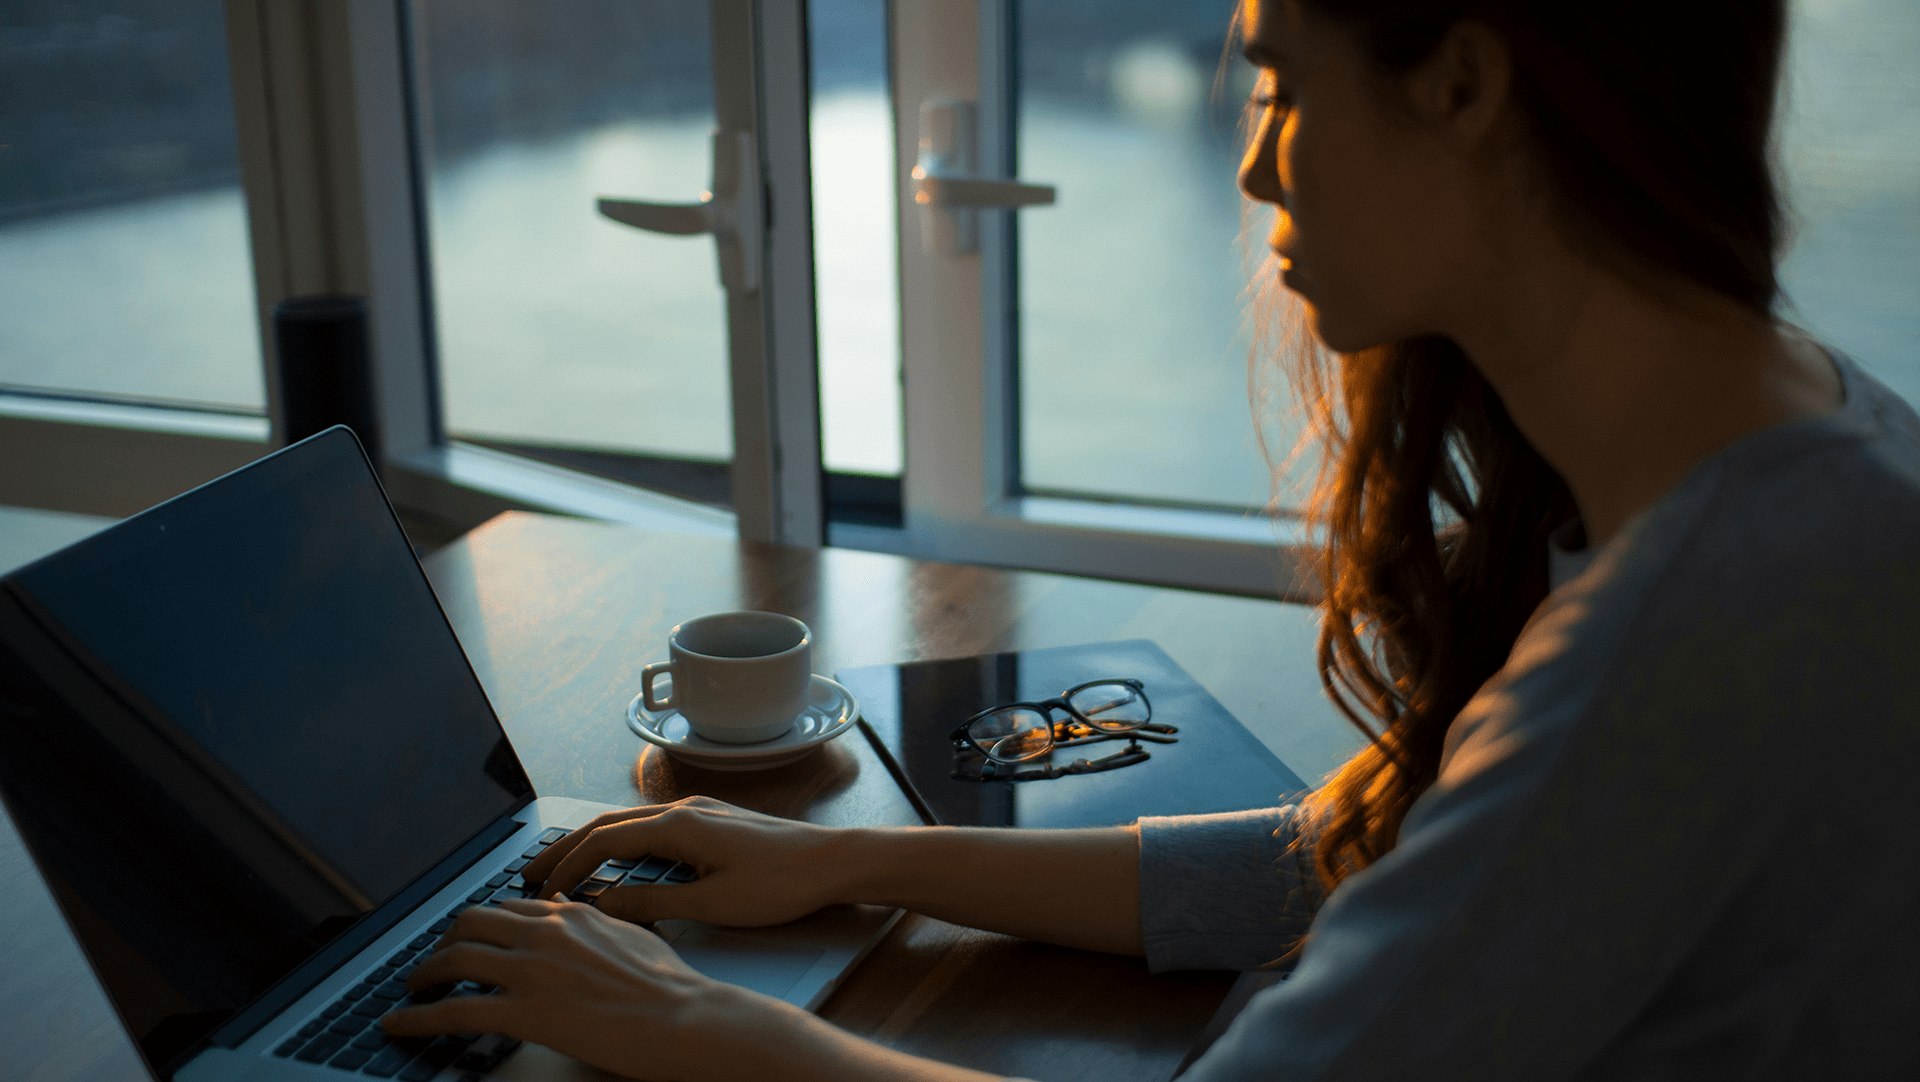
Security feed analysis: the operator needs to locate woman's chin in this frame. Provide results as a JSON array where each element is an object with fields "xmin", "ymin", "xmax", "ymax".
[{"xmin": 1302, "ymin": 305, "xmax": 1387, "ymax": 356}]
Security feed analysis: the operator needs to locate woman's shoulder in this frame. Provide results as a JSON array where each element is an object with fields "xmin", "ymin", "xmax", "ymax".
[
  {"xmin": 1445, "ymin": 356, "xmax": 1920, "ymax": 805},
  {"xmin": 1574, "ymin": 350, "xmax": 1920, "ymax": 614}
]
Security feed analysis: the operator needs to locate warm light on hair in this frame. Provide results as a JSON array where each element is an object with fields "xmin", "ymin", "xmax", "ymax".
[{"xmin": 1236, "ymin": 0, "xmax": 1786, "ymax": 900}]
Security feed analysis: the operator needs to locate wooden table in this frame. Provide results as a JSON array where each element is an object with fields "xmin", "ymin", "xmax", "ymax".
[{"xmin": 2, "ymin": 512, "xmax": 1341, "ymax": 1082}]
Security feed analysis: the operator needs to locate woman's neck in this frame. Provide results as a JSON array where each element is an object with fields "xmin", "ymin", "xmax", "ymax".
[{"xmin": 1451, "ymin": 255, "xmax": 1843, "ymax": 550}]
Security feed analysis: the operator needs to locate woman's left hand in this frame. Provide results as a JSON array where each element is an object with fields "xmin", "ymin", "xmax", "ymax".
[{"xmin": 381, "ymin": 896, "xmax": 799, "ymax": 1082}]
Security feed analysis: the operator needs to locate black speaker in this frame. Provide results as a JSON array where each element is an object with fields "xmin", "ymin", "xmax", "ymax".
[{"xmin": 273, "ymin": 294, "xmax": 381, "ymax": 468}]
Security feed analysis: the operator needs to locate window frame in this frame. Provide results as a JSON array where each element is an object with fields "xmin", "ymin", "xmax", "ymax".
[{"xmin": 884, "ymin": 0, "xmax": 1312, "ymax": 598}]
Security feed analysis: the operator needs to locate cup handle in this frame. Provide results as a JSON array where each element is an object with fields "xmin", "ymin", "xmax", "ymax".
[{"xmin": 641, "ymin": 662, "xmax": 674, "ymax": 712}]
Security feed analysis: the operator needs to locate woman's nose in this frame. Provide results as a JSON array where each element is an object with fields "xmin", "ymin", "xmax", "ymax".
[{"xmin": 1238, "ymin": 113, "xmax": 1284, "ymax": 207}]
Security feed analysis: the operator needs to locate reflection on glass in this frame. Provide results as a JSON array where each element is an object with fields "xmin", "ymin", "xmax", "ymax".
[
  {"xmin": 810, "ymin": 0, "xmax": 901, "ymax": 477},
  {"xmin": 418, "ymin": 0, "xmax": 731, "ymax": 461},
  {"xmin": 1015, "ymin": 2, "xmax": 1276, "ymax": 511},
  {"xmin": 0, "ymin": 1, "xmax": 262, "ymax": 410},
  {"xmin": 1777, "ymin": 0, "xmax": 1920, "ymax": 407}
]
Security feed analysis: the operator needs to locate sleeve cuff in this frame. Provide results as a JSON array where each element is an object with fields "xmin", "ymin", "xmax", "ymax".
[{"xmin": 1138, "ymin": 805, "xmax": 1322, "ymax": 973}]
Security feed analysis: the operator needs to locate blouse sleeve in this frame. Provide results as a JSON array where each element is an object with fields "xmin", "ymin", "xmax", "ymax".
[{"xmin": 1136, "ymin": 804, "xmax": 1324, "ymax": 973}]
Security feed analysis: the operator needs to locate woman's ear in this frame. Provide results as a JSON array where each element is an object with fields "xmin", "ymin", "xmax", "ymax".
[{"xmin": 1406, "ymin": 20, "xmax": 1514, "ymax": 148}]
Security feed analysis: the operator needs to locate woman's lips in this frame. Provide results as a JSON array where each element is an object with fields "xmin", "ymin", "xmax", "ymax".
[{"xmin": 1278, "ymin": 255, "xmax": 1305, "ymax": 292}]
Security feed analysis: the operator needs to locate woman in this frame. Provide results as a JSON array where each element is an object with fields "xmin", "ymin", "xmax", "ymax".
[{"xmin": 385, "ymin": 0, "xmax": 1920, "ymax": 1078}]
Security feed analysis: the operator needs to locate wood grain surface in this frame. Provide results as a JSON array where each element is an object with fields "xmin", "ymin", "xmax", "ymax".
[
  {"xmin": 1, "ymin": 512, "xmax": 1334, "ymax": 1082},
  {"xmin": 420, "ymin": 514, "xmax": 1330, "ymax": 1082}
]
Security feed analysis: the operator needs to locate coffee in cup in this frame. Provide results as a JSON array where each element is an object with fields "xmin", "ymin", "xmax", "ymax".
[{"xmin": 640, "ymin": 611, "xmax": 812, "ymax": 744}]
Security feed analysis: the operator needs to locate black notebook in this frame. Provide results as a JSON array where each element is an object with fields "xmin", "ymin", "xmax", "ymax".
[{"xmin": 837, "ymin": 640, "xmax": 1309, "ymax": 828}]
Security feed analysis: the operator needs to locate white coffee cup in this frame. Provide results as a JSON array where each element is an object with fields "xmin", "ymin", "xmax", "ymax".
[{"xmin": 640, "ymin": 611, "xmax": 813, "ymax": 744}]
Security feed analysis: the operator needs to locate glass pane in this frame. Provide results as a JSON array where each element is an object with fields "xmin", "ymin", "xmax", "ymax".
[
  {"xmin": 1015, "ymin": 3, "xmax": 1275, "ymax": 510},
  {"xmin": 0, "ymin": 1, "xmax": 262, "ymax": 410},
  {"xmin": 1778, "ymin": 0, "xmax": 1920, "ymax": 407},
  {"xmin": 810, "ymin": 0, "xmax": 901, "ymax": 477},
  {"xmin": 418, "ymin": 0, "xmax": 730, "ymax": 462}
]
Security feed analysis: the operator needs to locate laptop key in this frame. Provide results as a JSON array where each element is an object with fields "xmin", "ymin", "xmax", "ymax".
[
  {"xmin": 485, "ymin": 872, "xmax": 512, "ymax": 888},
  {"xmin": 350, "ymin": 996, "xmax": 393, "ymax": 1019},
  {"xmin": 408, "ymin": 982, "xmax": 457, "ymax": 1005},
  {"xmin": 588, "ymin": 865, "xmax": 623, "ymax": 884},
  {"xmin": 296, "ymin": 1019, "xmax": 326, "ymax": 1039},
  {"xmin": 352, "ymin": 1027, "xmax": 394, "ymax": 1052},
  {"xmin": 466, "ymin": 887, "xmax": 494, "ymax": 903},
  {"xmin": 369, "ymin": 965, "xmax": 398, "ymax": 983},
  {"xmin": 321, "ymin": 1000, "xmax": 349, "ymax": 1019},
  {"xmin": 429, "ymin": 917, "xmax": 455, "ymax": 934},
  {"xmin": 388, "ymin": 949, "xmax": 416, "ymax": 968},
  {"xmin": 371, "ymin": 979, "xmax": 412, "ymax": 1001},
  {"xmin": 360, "ymin": 1042, "xmax": 419, "ymax": 1079},
  {"xmin": 663, "ymin": 862, "xmax": 698, "ymax": 884},
  {"xmin": 627, "ymin": 855, "xmax": 674, "ymax": 882},
  {"xmin": 408, "ymin": 932, "xmax": 438, "ymax": 951},
  {"xmin": 605, "ymin": 857, "xmax": 639, "ymax": 870},
  {"xmin": 505, "ymin": 857, "xmax": 530, "ymax": 873},
  {"xmin": 293, "ymin": 1031, "xmax": 349, "ymax": 1063},
  {"xmin": 329, "ymin": 1046, "xmax": 374, "ymax": 1070},
  {"xmin": 328, "ymin": 1013, "xmax": 371, "ymax": 1036},
  {"xmin": 537, "ymin": 827, "xmax": 569, "ymax": 844},
  {"xmin": 398, "ymin": 1035, "xmax": 475, "ymax": 1081},
  {"xmin": 569, "ymin": 881, "xmax": 608, "ymax": 901},
  {"xmin": 454, "ymin": 1033, "xmax": 522, "ymax": 1071},
  {"xmin": 342, "ymin": 980, "xmax": 377, "ymax": 1002},
  {"xmin": 272, "ymin": 1036, "xmax": 305, "ymax": 1057}
]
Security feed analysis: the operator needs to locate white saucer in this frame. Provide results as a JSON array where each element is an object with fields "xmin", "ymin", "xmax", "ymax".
[{"xmin": 625, "ymin": 674, "xmax": 860, "ymax": 771}]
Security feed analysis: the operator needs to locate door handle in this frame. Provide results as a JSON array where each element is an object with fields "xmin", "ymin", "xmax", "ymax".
[
  {"xmin": 914, "ymin": 99, "xmax": 1054, "ymax": 255},
  {"xmin": 913, "ymin": 175, "xmax": 1056, "ymax": 209},
  {"xmin": 598, "ymin": 129, "xmax": 763, "ymax": 293}
]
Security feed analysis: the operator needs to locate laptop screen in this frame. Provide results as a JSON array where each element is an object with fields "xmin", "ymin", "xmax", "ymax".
[{"xmin": 0, "ymin": 429, "xmax": 532, "ymax": 1072}]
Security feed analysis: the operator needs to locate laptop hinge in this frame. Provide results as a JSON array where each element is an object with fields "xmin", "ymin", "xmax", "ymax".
[{"xmin": 201, "ymin": 801, "xmax": 533, "ymax": 1054}]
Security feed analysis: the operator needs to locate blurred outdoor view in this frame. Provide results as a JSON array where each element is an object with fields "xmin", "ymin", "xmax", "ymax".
[{"xmin": 1, "ymin": 0, "xmax": 1915, "ymax": 513}]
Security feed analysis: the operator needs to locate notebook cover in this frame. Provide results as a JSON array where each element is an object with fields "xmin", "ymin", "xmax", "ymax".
[{"xmin": 837, "ymin": 639, "xmax": 1309, "ymax": 828}]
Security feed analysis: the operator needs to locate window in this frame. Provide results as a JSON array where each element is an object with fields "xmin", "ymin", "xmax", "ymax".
[
  {"xmin": 1015, "ymin": 2, "xmax": 1273, "ymax": 511},
  {"xmin": 888, "ymin": 0, "xmax": 1303, "ymax": 596},
  {"xmin": 0, "ymin": 2, "xmax": 264, "ymax": 414},
  {"xmin": 1776, "ymin": 0, "xmax": 1918, "ymax": 403},
  {"xmin": 414, "ymin": 0, "xmax": 735, "ymax": 503},
  {"xmin": 2, "ymin": 0, "xmax": 1914, "ymax": 594}
]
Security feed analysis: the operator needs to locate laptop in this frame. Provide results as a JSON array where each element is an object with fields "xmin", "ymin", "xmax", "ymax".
[{"xmin": 0, "ymin": 427, "xmax": 898, "ymax": 1082}]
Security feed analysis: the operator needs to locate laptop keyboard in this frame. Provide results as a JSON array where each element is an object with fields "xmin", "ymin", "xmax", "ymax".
[{"xmin": 270, "ymin": 826, "xmax": 700, "ymax": 1079}]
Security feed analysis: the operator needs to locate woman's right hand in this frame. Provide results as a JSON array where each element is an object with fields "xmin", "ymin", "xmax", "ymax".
[{"xmin": 518, "ymin": 796, "xmax": 853, "ymax": 928}]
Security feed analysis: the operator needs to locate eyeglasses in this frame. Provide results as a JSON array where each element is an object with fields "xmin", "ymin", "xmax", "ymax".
[{"xmin": 949, "ymin": 678, "xmax": 1178, "ymax": 782}]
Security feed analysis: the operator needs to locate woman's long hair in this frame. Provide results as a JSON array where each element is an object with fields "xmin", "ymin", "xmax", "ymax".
[{"xmin": 1272, "ymin": 0, "xmax": 1790, "ymax": 892}]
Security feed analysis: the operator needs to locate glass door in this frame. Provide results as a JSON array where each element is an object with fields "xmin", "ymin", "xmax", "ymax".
[
  {"xmin": 406, "ymin": 0, "xmax": 823, "ymax": 544},
  {"xmin": 891, "ymin": 0, "xmax": 1301, "ymax": 596},
  {"xmin": 1013, "ymin": 1, "xmax": 1278, "ymax": 512},
  {"xmin": 414, "ymin": 0, "xmax": 731, "ymax": 489}
]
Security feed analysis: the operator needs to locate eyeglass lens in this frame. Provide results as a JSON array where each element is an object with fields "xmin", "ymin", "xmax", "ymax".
[
  {"xmin": 966, "ymin": 682, "xmax": 1148, "ymax": 763},
  {"xmin": 967, "ymin": 706, "xmax": 1055, "ymax": 762},
  {"xmin": 1066, "ymin": 682, "xmax": 1149, "ymax": 730}
]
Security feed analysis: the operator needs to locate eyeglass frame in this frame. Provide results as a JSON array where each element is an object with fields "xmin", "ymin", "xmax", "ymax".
[{"xmin": 948, "ymin": 678, "xmax": 1176, "ymax": 768}]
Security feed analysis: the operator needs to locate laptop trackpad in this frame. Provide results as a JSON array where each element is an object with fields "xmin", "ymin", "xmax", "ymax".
[{"xmin": 667, "ymin": 927, "xmax": 824, "ymax": 1000}]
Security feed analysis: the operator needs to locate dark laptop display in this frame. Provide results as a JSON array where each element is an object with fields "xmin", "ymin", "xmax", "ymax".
[{"xmin": 0, "ymin": 429, "xmax": 532, "ymax": 1075}]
